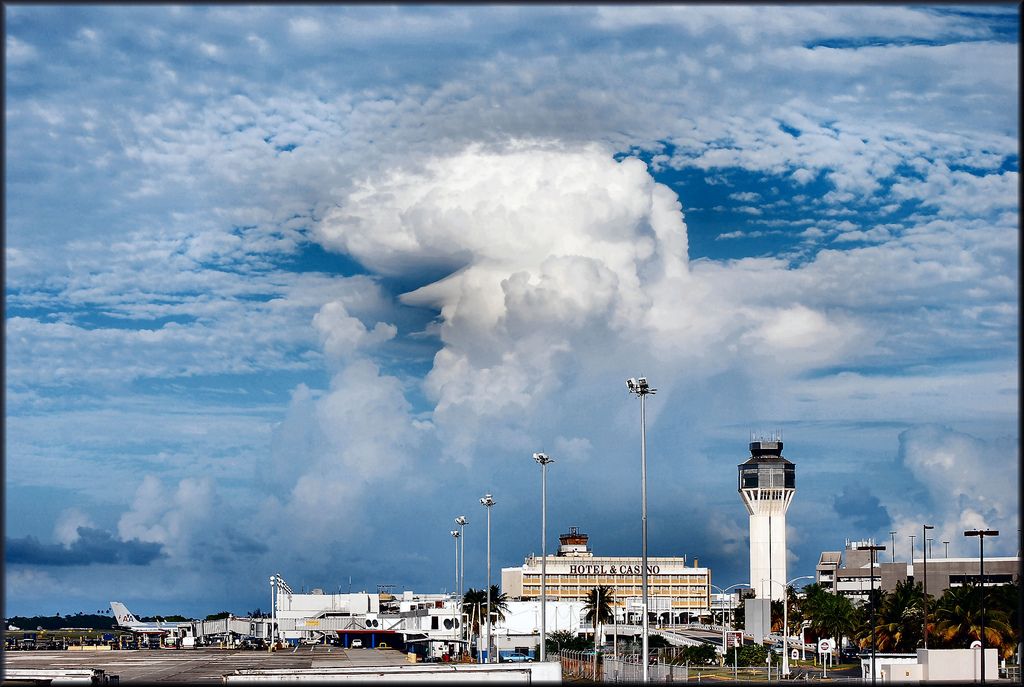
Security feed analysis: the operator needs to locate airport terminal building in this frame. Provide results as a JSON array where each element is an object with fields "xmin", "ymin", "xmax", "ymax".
[
  {"xmin": 502, "ymin": 527, "xmax": 712, "ymax": 624},
  {"xmin": 816, "ymin": 539, "xmax": 1020, "ymax": 603}
]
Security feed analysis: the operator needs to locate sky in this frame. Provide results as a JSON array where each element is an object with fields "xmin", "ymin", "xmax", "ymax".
[{"xmin": 4, "ymin": 4, "xmax": 1019, "ymax": 619}]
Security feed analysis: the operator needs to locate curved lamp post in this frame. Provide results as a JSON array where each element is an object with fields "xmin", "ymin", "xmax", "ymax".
[
  {"xmin": 763, "ymin": 575, "xmax": 814, "ymax": 677},
  {"xmin": 710, "ymin": 583, "xmax": 751, "ymax": 669}
]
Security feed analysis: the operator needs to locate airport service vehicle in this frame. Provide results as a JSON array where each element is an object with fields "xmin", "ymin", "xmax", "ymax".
[
  {"xmin": 502, "ymin": 652, "xmax": 534, "ymax": 663},
  {"xmin": 350, "ymin": 638, "xmax": 363, "ymax": 648}
]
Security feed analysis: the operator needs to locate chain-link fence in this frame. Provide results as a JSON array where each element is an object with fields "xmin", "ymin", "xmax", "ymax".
[{"xmin": 601, "ymin": 655, "xmax": 689, "ymax": 682}]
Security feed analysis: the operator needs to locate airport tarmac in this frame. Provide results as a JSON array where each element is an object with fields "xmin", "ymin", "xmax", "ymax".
[{"xmin": 3, "ymin": 644, "xmax": 412, "ymax": 683}]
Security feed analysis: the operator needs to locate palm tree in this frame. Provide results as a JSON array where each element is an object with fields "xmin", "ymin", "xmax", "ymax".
[
  {"xmin": 583, "ymin": 586, "xmax": 614, "ymax": 652},
  {"xmin": 933, "ymin": 584, "xmax": 1016, "ymax": 659},
  {"xmin": 462, "ymin": 588, "xmax": 487, "ymax": 637},
  {"xmin": 487, "ymin": 584, "xmax": 510, "ymax": 625},
  {"xmin": 874, "ymin": 579, "xmax": 925, "ymax": 652},
  {"xmin": 770, "ymin": 599, "xmax": 785, "ymax": 633},
  {"xmin": 802, "ymin": 586, "xmax": 859, "ymax": 656}
]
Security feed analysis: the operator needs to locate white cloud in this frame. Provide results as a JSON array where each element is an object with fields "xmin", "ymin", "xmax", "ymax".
[
  {"xmin": 54, "ymin": 508, "xmax": 96, "ymax": 547},
  {"xmin": 891, "ymin": 425, "xmax": 1018, "ymax": 558},
  {"xmin": 117, "ymin": 475, "xmax": 215, "ymax": 561},
  {"xmin": 6, "ymin": 35, "xmax": 37, "ymax": 64}
]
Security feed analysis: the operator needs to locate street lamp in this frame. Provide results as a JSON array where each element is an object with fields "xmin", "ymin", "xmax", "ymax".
[
  {"xmin": 455, "ymin": 516, "xmax": 468, "ymax": 599},
  {"xmin": 856, "ymin": 544, "xmax": 886, "ymax": 687},
  {"xmin": 451, "ymin": 529, "xmax": 461, "ymax": 655},
  {"xmin": 763, "ymin": 575, "xmax": 814, "ymax": 676},
  {"xmin": 533, "ymin": 452, "xmax": 554, "ymax": 662},
  {"xmin": 269, "ymin": 575, "xmax": 276, "ymax": 645},
  {"xmin": 942, "ymin": 540, "xmax": 949, "ymax": 558},
  {"xmin": 923, "ymin": 524, "xmax": 933, "ymax": 649},
  {"xmin": 889, "ymin": 531, "xmax": 897, "ymax": 563},
  {"xmin": 481, "ymin": 493, "xmax": 496, "ymax": 663},
  {"xmin": 710, "ymin": 583, "xmax": 751, "ymax": 669},
  {"xmin": 965, "ymin": 529, "xmax": 998, "ymax": 684},
  {"xmin": 455, "ymin": 515, "xmax": 468, "ymax": 657},
  {"xmin": 626, "ymin": 375, "xmax": 656, "ymax": 683}
]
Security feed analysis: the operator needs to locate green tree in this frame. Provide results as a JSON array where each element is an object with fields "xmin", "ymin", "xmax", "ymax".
[
  {"xmin": 204, "ymin": 611, "xmax": 231, "ymax": 620},
  {"xmin": 801, "ymin": 586, "xmax": 859, "ymax": 656},
  {"xmin": 674, "ymin": 643, "xmax": 718, "ymax": 665},
  {"xmin": 734, "ymin": 642, "xmax": 773, "ymax": 666},
  {"xmin": 546, "ymin": 629, "xmax": 589, "ymax": 653},
  {"xmin": 933, "ymin": 584, "xmax": 1016, "ymax": 659},
  {"xmin": 487, "ymin": 584, "xmax": 510, "ymax": 625},
  {"xmin": 874, "ymin": 579, "xmax": 925, "ymax": 652},
  {"xmin": 461, "ymin": 589, "xmax": 487, "ymax": 636},
  {"xmin": 583, "ymin": 586, "xmax": 614, "ymax": 645},
  {"xmin": 770, "ymin": 599, "xmax": 784, "ymax": 633}
]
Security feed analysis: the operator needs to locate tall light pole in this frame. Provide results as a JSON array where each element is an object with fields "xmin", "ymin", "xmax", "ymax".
[
  {"xmin": 889, "ymin": 531, "xmax": 897, "ymax": 563},
  {"xmin": 451, "ymin": 529, "xmax": 461, "ymax": 656},
  {"xmin": 481, "ymin": 493, "xmax": 496, "ymax": 663},
  {"xmin": 942, "ymin": 540, "xmax": 949, "ymax": 558},
  {"xmin": 909, "ymin": 534, "xmax": 916, "ymax": 564},
  {"xmin": 269, "ymin": 575, "xmax": 276, "ymax": 646},
  {"xmin": 965, "ymin": 529, "xmax": 998, "ymax": 684},
  {"xmin": 455, "ymin": 515, "xmax": 468, "ymax": 657},
  {"xmin": 626, "ymin": 375, "xmax": 656, "ymax": 683},
  {"xmin": 533, "ymin": 452, "xmax": 554, "ymax": 662},
  {"xmin": 856, "ymin": 544, "xmax": 886, "ymax": 687},
  {"xmin": 923, "ymin": 524, "xmax": 933, "ymax": 649},
  {"xmin": 455, "ymin": 516, "xmax": 468, "ymax": 599},
  {"xmin": 763, "ymin": 576, "xmax": 813, "ymax": 676}
]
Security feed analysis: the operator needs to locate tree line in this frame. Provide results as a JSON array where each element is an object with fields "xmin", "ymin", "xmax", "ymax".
[{"xmin": 753, "ymin": 580, "xmax": 1020, "ymax": 659}]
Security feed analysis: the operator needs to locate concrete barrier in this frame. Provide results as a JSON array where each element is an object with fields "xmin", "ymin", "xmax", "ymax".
[{"xmin": 224, "ymin": 662, "xmax": 561, "ymax": 683}]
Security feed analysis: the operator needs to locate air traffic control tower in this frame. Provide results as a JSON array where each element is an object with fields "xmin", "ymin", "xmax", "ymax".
[{"xmin": 738, "ymin": 435, "xmax": 795, "ymax": 602}]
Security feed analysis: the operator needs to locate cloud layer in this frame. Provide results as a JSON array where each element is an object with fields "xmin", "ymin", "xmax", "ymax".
[{"xmin": 4, "ymin": 5, "xmax": 1017, "ymax": 616}]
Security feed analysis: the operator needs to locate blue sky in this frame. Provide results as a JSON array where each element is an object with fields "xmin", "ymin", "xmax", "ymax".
[{"xmin": 4, "ymin": 4, "xmax": 1018, "ymax": 618}]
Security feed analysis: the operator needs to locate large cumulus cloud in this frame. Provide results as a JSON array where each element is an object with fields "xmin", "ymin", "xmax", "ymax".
[{"xmin": 313, "ymin": 142, "xmax": 882, "ymax": 465}]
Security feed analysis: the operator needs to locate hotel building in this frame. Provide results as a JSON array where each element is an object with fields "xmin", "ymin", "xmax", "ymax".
[{"xmin": 501, "ymin": 527, "xmax": 711, "ymax": 623}]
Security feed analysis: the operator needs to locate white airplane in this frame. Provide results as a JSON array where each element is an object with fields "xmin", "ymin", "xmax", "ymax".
[{"xmin": 110, "ymin": 601, "xmax": 186, "ymax": 637}]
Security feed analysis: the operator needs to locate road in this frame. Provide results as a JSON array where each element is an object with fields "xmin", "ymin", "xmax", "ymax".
[{"xmin": 3, "ymin": 645, "xmax": 411, "ymax": 682}]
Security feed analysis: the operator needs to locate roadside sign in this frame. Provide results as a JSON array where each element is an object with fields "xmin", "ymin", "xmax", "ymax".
[
  {"xmin": 791, "ymin": 649, "xmax": 799, "ymax": 660},
  {"xmin": 726, "ymin": 631, "xmax": 743, "ymax": 648},
  {"xmin": 818, "ymin": 639, "xmax": 833, "ymax": 654}
]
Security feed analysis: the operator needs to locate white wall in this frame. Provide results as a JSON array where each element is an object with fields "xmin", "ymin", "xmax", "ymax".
[{"xmin": 918, "ymin": 648, "xmax": 998, "ymax": 682}]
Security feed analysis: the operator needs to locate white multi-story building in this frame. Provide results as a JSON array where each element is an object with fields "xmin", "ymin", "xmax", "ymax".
[
  {"xmin": 501, "ymin": 527, "xmax": 712, "ymax": 624},
  {"xmin": 738, "ymin": 437, "xmax": 795, "ymax": 602}
]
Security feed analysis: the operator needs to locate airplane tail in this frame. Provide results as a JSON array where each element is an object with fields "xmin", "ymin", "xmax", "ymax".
[{"xmin": 111, "ymin": 601, "xmax": 142, "ymax": 627}]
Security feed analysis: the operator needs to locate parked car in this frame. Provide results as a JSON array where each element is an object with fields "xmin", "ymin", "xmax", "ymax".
[
  {"xmin": 502, "ymin": 652, "xmax": 534, "ymax": 663},
  {"xmin": 841, "ymin": 646, "xmax": 861, "ymax": 661},
  {"xmin": 350, "ymin": 638, "xmax": 363, "ymax": 648}
]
